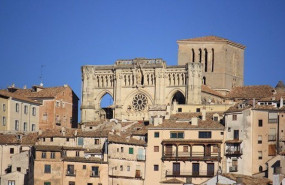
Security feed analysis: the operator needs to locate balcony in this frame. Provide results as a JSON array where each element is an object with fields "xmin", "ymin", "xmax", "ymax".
[
  {"xmin": 137, "ymin": 154, "xmax": 145, "ymax": 161},
  {"xmin": 66, "ymin": 170, "xmax": 76, "ymax": 176},
  {"xmin": 225, "ymin": 148, "xmax": 243, "ymax": 156},
  {"xmin": 229, "ymin": 166, "xmax": 238, "ymax": 172},
  {"xmin": 90, "ymin": 171, "xmax": 99, "ymax": 177},
  {"xmin": 166, "ymin": 170, "xmax": 215, "ymax": 178},
  {"xmin": 162, "ymin": 152, "xmax": 220, "ymax": 162},
  {"xmin": 268, "ymin": 135, "xmax": 276, "ymax": 141}
]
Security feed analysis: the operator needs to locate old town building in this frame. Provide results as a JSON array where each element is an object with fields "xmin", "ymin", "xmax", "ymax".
[
  {"xmin": 9, "ymin": 84, "xmax": 79, "ymax": 129},
  {"xmin": 0, "ymin": 90, "xmax": 40, "ymax": 132}
]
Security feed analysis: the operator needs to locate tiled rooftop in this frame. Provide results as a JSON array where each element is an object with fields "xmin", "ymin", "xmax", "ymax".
[
  {"xmin": 226, "ymin": 85, "xmax": 273, "ymax": 99},
  {"xmin": 0, "ymin": 90, "xmax": 41, "ymax": 104}
]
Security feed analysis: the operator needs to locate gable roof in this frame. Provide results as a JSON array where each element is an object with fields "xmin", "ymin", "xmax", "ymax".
[
  {"xmin": 0, "ymin": 90, "xmax": 41, "ymax": 105},
  {"xmin": 177, "ymin": 35, "xmax": 246, "ymax": 49},
  {"xmin": 202, "ymin": 85, "xmax": 224, "ymax": 98},
  {"xmin": 226, "ymin": 85, "xmax": 273, "ymax": 100}
]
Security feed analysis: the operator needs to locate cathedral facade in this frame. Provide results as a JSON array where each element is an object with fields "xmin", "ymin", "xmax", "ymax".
[
  {"xmin": 81, "ymin": 58, "xmax": 202, "ymax": 122},
  {"xmin": 81, "ymin": 36, "xmax": 245, "ymax": 122}
]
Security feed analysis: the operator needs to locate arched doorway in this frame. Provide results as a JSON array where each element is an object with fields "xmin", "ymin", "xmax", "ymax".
[
  {"xmin": 172, "ymin": 91, "xmax": 185, "ymax": 104},
  {"xmin": 100, "ymin": 93, "xmax": 114, "ymax": 119}
]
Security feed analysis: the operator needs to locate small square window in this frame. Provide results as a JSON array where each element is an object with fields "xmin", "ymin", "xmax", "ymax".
[
  {"xmin": 42, "ymin": 152, "xmax": 46, "ymax": 158},
  {"xmin": 69, "ymin": 181, "xmax": 75, "ymax": 185},
  {"xmin": 94, "ymin": 139, "xmax": 100, "ymax": 145},
  {"xmin": 154, "ymin": 132, "xmax": 159, "ymax": 138},
  {"xmin": 154, "ymin": 146, "xmax": 159, "ymax": 152},
  {"xmin": 258, "ymin": 120, "xmax": 263, "ymax": 127},
  {"xmin": 17, "ymin": 167, "xmax": 21, "ymax": 172},
  {"xmin": 178, "ymin": 108, "xmax": 182, "ymax": 112},
  {"xmin": 129, "ymin": 147, "xmax": 134, "ymax": 154},
  {"xmin": 83, "ymin": 165, "xmax": 86, "ymax": 169},
  {"xmin": 44, "ymin": 182, "xmax": 51, "ymax": 185},
  {"xmin": 220, "ymin": 132, "xmax": 224, "ymax": 135},
  {"xmin": 196, "ymin": 108, "xmax": 200, "ymax": 112},
  {"xmin": 154, "ymin": 165, "xmax": 159, "ymax": 171},
  {"xmin": 66, "ymin": 138, "xmax": 69, "ymax": 142},
  {"xmin": 10, "ymin": 148, "xmax": 14, "ymax": 154},
  {"xmin": 44, "ymin": 164, "xmax": 51, "ymax": 173}
]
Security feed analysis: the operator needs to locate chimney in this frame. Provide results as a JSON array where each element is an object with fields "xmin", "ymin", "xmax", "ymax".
[
  {"xmin": 191, "ymin": 117, "xmax": 198, "ymax": 126},
  {"xmin": 40, "ymin": 82, "xmax": 43, "ymax": 87},
  {"xmin": 64, "ymin": 84, "xmax": 68, "ymax": 87},
  {"xmin": 280, "ymin": 97, "xmax": 283, "ymax": 108},
  {"xmin": 23, "ymin": 85, "xmax": 27, "ymax": 89},
  {"xmin": 61, "ymin": 127, "xmax": 66, "ymax": 136},
  {"xmin": 201, "ymin": 109, "xmax": 206, "ymax": 121}
]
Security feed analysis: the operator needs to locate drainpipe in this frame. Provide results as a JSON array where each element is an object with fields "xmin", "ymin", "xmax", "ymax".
[{"xmin": 277, "ymin": 114, "xmax": 280, "ymax": 154}]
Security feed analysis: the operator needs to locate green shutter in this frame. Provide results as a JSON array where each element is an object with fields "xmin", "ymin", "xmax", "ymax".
[{"xmin": 129, "ymin": 147, "xmax": 134, "ymax": 154}]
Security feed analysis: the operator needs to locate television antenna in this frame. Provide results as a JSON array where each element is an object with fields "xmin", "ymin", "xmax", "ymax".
[{"xmin": 39, "ymin": 65, "xmax": 45, "ymax": 84}]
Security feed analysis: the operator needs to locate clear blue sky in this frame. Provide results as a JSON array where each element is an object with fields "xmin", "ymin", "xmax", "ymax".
[{"xmin": 1, "ymin": 0, "xmax": 285, "ymax": 106}]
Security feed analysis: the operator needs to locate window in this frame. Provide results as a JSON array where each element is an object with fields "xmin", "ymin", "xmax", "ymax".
[
  {"xmin": 10, "ymin": 148, "xmax": 14, "ymax": 154},
  {"xmin": 120, "ymin": 165, "xmax": 123, "ymax": 171},
  {"xmin": 87, "ymin": 183, "xmax": 93, "ymax": 185},
  {"xmin": 183, "ymin": 146, "xmax": 188, "ymax": 152},
  {"xmin": 67, "ymin": 165, "xmax": 75, "ymax": 175},
  {"xmin": 8, "ymin": 180, "xmax": 15, "ymax": 185},
  {"xmin": 268, "ymin": 112, "xmax": 278, "ymax": 123},
  {"xmin": 220, "ymin": 132, "xmax": 224, "ymax": 135},
  {"xmin": 31, "ymin": 124, "xmax": 36, "ymax": 131},
  {"xmin": 154, "ymin": 165, "xmax": 159, "ymax": 171},
  {"xmin": 43, "ymin": 138, "xmax": 46, "ymax": 142},
  {"xmin": 232, "ymin": 114, "xmax": 237, "ymax": 121},
  {"xmin": 154, "ymin": 132, "xmax": 159, "ymax": 138},
  {"xmin": 154, "ymin": 146, "xmax": 159, "ymax": 152},
  {"xmin": 50, "ymin": 137, "xmax": 53, "ymax": 142},
  {"xmin": 3, "ymin": 104, "xmax": 6, "ymax": 112},
  {"xmin": 16, "ymin": 103, "xmax": 19, "ymax": 112},
  {"xmin": 15, "ymin": 120, "xmax": 19, "ymax": 131},
  {"xmin": 43, "ymin": 113, "xmax": 48, "ymax": 121},
  {"xmin": 258, "ymin": 151, "xmax": 262, "ymax": 160},
  {"xmin": 127, "ymin": 166, "xmax": 130, "ymax": 171},
  {"xmin": 69, "ymin": 181, "xmax": 75, "ymax": 185},
  {"xmin": 83, "ymin": 165, "xmax": 86, "ymax": 169},
  {"xmin": 258, "ymin": 120, "xmax": 263, "ymax": 127},
  {"xmin": 32, "ymin": 107, "xmax": 36, "ymax": 116},
  {"xmin": 17, "ymin": 167, "xmax": 21, "ymax": 172},
  {"xmin": 258, "ymin": 135, "xmax": 262, "ymax": 144},
  {"xmin": 44, "ymin": 164, "xmax": 51, "ymax": 173},
  {"xmin": 23, "ymin": 122, "xmax": 27, "ymax": 131},
  {"xmin": 129, "ymin": 147, "xmax": 134, "ymax": 154},
  {"xmin": 44, "ymin": 182, "xmax": 51, "ymax": 185},
  {"xmin": 50, "ymin": 152, "xmax": 55, "ymax": 159},
  {"xmin": 213, "ymin": 116, "xmax": 218, "ymax": 121},
  {"xmin": 42, "ymin": 152, "xmax": 46, "ymax": 158},
  {"xmin": 121, "ymin": 147, "xmax": 124, "ymax": 153},
  {"xmin": 24, "ymin": 105, "xmax": 28, "ymax": 114},
  {"xmin": 199, "ymin": 131, "xmax": 212, "ymax": 138},
  {"xmin": 66, "ymin": 138, "xmax": 70, "ymax": 142},
  {"xmin": 2, "ymin": 116, "xmax": 6, "ymax": 126},
  {"xmin": 178, "ymin": 108, "xmax": 182, "ymax": 112},
  {"xmin": 61, "ymin": 150, "xmax": 66, "ymax": 157},
  {"xmin": 117, "ymin": 148, "xmax": 119, "ymax": 152},
  {"xmin": 56, "ymin": 101, "xmax": 60, "ymax": 107},
  {"xmin": 94, "ymin": 139, "xmax": 100, "ymax": 145},
  {"xmin": 170, "ymin": 132, "xmax": 184, "ymax": 139},
  {"xmin": 76, "ymin": 151, "xmax": 79, "ymax": 157},
  {"xmin": 91, "ymin": 166, "xmax": 99, "ymax": 176},
  {"xmin": 78, "ymin": 137, "xmax": 84, "ymax": 146},
  {"xmin": 196, "ymin": 108, "xmax": 200, "ymax": 112}
]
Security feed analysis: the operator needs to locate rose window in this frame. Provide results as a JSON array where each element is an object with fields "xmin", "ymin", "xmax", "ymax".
[{"xmin": 132, "ymin": 93, "xmax": 148, "ymax": 111}]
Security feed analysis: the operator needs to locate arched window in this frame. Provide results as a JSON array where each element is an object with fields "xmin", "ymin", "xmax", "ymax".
[
  {"xmin": 199, "ymin": 49, "xmax": 202, "ymax": 63},
  {"xmin": 259, "ymin": 166, "xmax": 263, "ymax": 172},
  {"xmin": 172, "ymin": 91, "xmax": 185, "ymax": 104},
  {"xmin": 202, "ymin": 76, "xmax": 206, "ymax": 85},
  {"xmin": 204, "ymin": 49, "xmax": 208, "ymax": 72},
  {"xmin": 212, "ymin": 48, "xmax": 214, "ymax": 72},
  {"xmin": 100, "ymin": 93, "xmax": 114, "ymax": 119},
  {"xmin": 192, "ymin": 49, "xmax": 195, "ymax": 62}
]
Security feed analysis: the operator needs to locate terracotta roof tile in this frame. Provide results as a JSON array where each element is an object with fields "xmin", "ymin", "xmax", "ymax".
[
  {"xmin": 260, "ymin": 92, "xmax": 285, "ymax": 101},
  {"xmin": 35, "ymin": 145, "xmax": 85, "ymax": 151},
  {"xmin": 0, "ymin": 90, "xmax": 41, "ymax": 104},
  {"xmin": 108, "ymin": 134, "xmax": 146, "ymax": 146},
  {"xmin": 150, "ymin": 118, "xmax": 224, "ymax": 130},
  {"xmin": 170, "ymin": 112, "xmax": 224, "ymax": 119},
  {"xmin": 160, "ymin": 178, "xmax": 185, "ymax": 184},
  {"xmin": 222, "ymin": 173, "xmax": 272, "ymax": 185},
  {"xmin": 202, "ymin": 85, "xmax": 224, "ymax": 98},
  {"xmin": 226, "ymin": 85, "xmax": 273, "ymax": 100},
  {"xmin": 62, "ymin": 157, "xmax": 105, "ymax": 163}
]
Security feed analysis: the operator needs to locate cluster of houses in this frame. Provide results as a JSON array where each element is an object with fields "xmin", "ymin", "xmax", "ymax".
[{"xmin": 0, "ymin": 80, "xmax": 285, "ymax": 185}]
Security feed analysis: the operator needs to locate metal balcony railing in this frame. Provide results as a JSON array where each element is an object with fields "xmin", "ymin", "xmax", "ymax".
[
  {"xmin": 166, "ymin": 170, "xmax": 215, "ymax": 177},
  {"xmin": 225, "ymin": 148, "xmax": 243, "ymax": 155},
  {"xmin": 268, "ymin": 135, "xmax": 276, "ymax": 141},
  {"xmin": 137, "ymin": 154, "xmax": 145, "ymax": 161},
  {"xmin": 229, "ymin": 166, "xmax": 238, "ymax": 172},
  {"xmin": 66, "ymin": 170, "xmax": 76, "ymax": 176}
]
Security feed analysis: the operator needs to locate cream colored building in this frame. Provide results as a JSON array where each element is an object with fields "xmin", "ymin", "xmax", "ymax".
[
  {"xmin": 224, "ymin": 102, "xmax": 285, "ymax": 176},
  {"xmin": 0, "ymin": 90, "xmax": 40, "ymax": 132},
  {"xmin": 145, "ymin": 114, "xmax": 225, "ymax": 185}
]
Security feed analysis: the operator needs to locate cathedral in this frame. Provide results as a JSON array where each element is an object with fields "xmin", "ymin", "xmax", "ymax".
[{"xmin": 81, "ymin": 36, "xmax": 245, "ymax": 122}]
